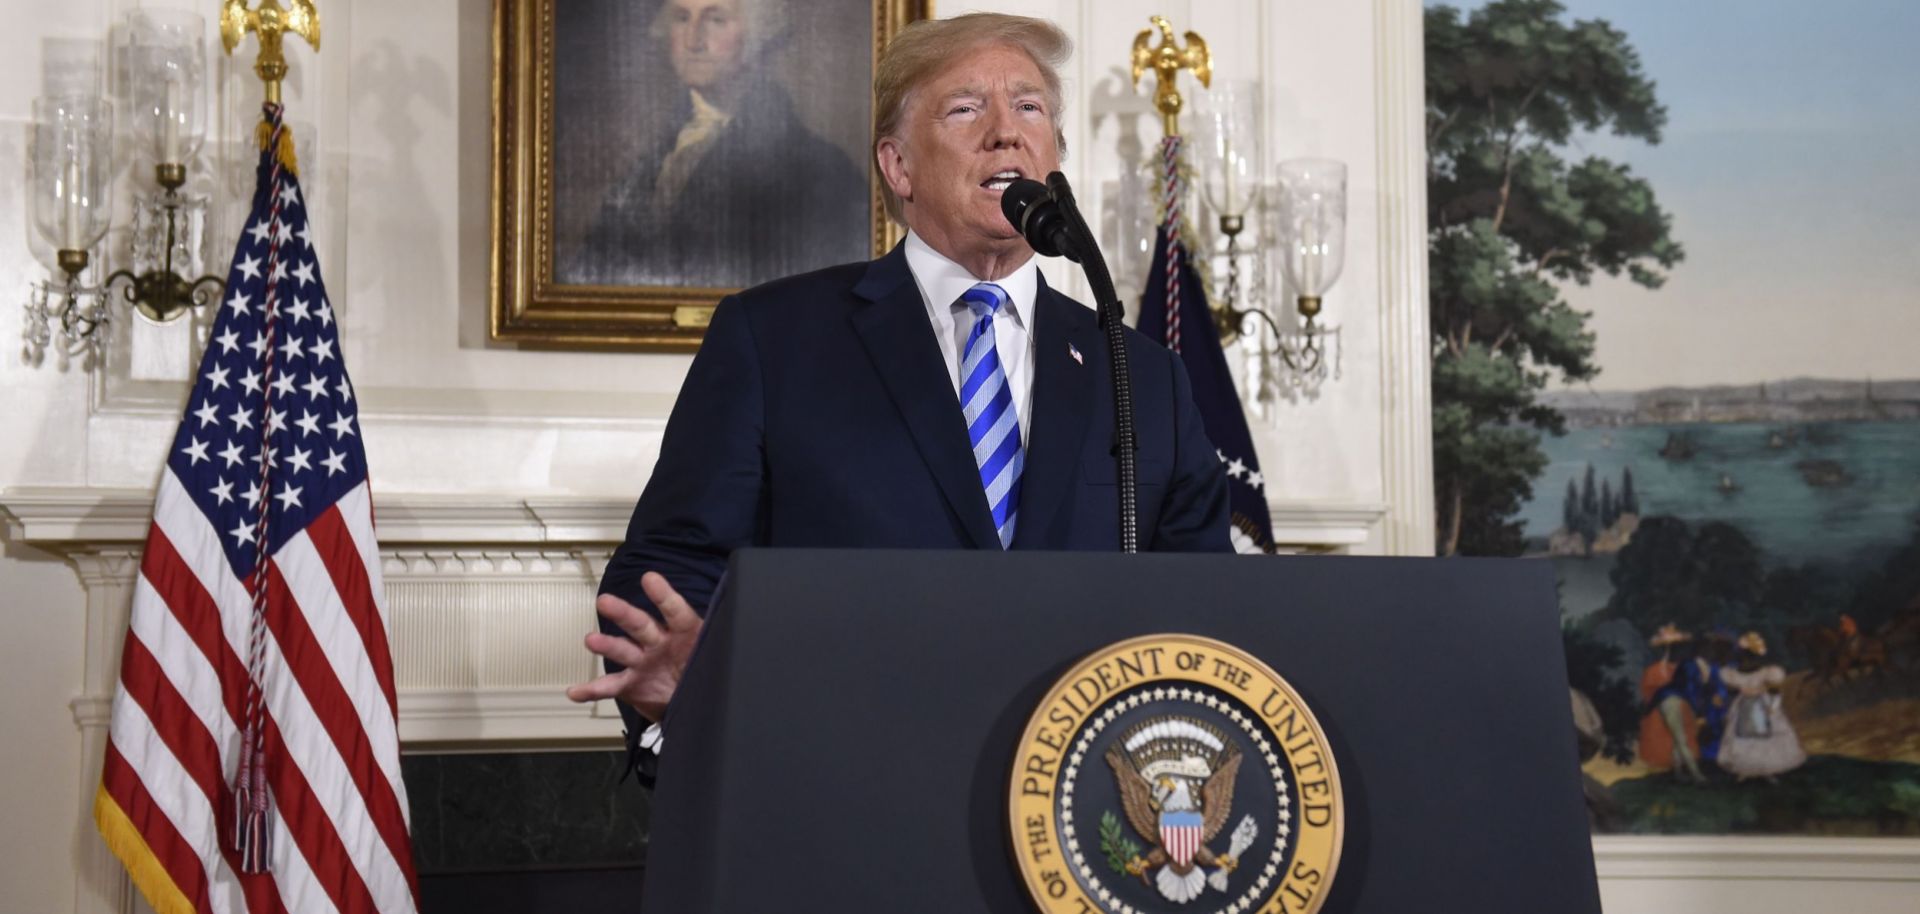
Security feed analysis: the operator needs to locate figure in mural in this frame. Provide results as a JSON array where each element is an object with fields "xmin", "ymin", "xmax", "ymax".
[
  {"xmin": 1717, "ymin": 632, "xmax": 1807, "ymax": 782},
  {"xmin": 565, "ymin": 0, "xmax": 868, "ymax": 288},
  {"xmin": 1638, "ymin": 624, "xmax": 1705, "ymax": 782},
  {"xmin": 1695, "ymin": 629, "xmax": 1735, "ymax": 766}
]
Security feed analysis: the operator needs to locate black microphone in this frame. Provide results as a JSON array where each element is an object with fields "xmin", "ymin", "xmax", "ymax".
[
  {"xmin": 1004, "ymin": 171, "xmax": 1142, "ymax": 553},
  {"xmin": 1000, "ymin": 178, "xmax": 1081, "ymax": 262}
]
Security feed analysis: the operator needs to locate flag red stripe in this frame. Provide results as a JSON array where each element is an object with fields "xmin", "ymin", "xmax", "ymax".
[
  {"xmin": 261, "ymin": 714, "xmax": 381, "ymax": 914},
  {"xmin": 303, "ymin": 508, "xmax": 398, "ymax": 719},
  {"xmin": 103, "ymin": 743, "xmax": 215, "ymax": 914},
  {"xmin": 116, "ymin": 635, "xmax": 292, "ymax": 914},
  {"xmin": 118, "ymin": 635, "xmax": 226, "ymax": 803},
  {"xmin": 262, "ymin": 562, "xmax": 420, "ymax": 899},
  {"xmin": 141, "ymin": 526, "xmax": 380, "ymax": 914},
  {"xmin": 141, "ymin": 528, "xmax": 248, "ymax": 724}
]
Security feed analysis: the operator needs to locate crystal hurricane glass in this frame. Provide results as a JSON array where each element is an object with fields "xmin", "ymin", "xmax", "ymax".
[
  {"xmin": 122, "ymin": 7, "xmax": 207, "ymax": 170},
  {"xmin": 1193, "ymin": 79, "xmax": 1262, "ymax": 224},
  {"xmin": 1275, "ymin": 158, "xmax": 1347, "ymax": 315},
  {"xmin": 29, "ymin": 95, "xmax": 112, "ymax": 265}
]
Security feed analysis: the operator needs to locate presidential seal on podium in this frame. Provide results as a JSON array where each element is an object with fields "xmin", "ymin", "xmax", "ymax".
[{"xmin": 1010, "ymin": 634, "xmax": 1343, "ymax": 914}]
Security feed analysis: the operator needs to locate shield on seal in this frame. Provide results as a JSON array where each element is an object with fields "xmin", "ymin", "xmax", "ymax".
[{"xmin": 1159, "ymin": 809, "xmax": 1204, "ymax": 867}]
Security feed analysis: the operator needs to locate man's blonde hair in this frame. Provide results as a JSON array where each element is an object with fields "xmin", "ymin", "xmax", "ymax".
[{"xmin": 872, "ymin": 13, "xmax": 1072, "ymax": 223}]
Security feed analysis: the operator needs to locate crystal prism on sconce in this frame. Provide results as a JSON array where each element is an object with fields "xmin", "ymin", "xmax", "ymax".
[{"xmin": 21, "ymin": 10, "xmax": 225, "ymax": 369}]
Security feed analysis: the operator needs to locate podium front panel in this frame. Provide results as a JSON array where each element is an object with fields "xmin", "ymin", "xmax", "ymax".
[{"xmin": 641, "ymin": 550, "xmax": 1597, "ymax": 914}]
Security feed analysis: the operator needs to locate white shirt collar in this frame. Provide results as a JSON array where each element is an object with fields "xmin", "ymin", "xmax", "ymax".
[{"xmin": 902, "ymin": 230, "xmax": 1038, "ymax": 327}]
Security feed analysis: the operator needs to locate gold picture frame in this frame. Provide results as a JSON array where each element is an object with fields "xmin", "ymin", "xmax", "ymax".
[{"xmin": 491, "ymin": 0, "xmax": 931, "ymax": 351}]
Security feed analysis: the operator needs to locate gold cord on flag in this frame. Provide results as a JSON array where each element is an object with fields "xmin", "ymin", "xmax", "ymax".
[{"xmin": 218, "ymin": 0, "xmax": 319, "ymax": 877}]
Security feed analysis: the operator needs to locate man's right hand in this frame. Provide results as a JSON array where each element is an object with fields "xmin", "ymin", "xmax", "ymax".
[{"xmin": 565, "ymin": 571, "xmax": 704, "ymax": 722}]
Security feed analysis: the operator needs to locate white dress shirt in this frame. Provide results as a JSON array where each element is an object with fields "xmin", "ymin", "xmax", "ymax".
[{"xmin": 902, "ymin": 230, "xmax": 1039, "ymax": 445}]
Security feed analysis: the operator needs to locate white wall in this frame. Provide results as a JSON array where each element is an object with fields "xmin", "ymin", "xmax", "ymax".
[{"xmin": 1, "ymin": 1, "xmax": 1908, "ymax": 912}]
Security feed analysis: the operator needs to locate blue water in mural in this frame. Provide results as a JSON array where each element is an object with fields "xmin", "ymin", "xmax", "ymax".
[{"xmin": 1519, "ymin": 420, "xmax": 1920, "ymax": 567}]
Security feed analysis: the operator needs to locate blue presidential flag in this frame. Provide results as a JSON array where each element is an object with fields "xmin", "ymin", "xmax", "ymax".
[{"xmin": 1134, "ymin": 137, "xmax": 1276, "ymax": 553}]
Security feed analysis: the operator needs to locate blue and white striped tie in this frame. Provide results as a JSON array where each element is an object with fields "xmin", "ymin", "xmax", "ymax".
[{"xmin": 959, "ymin": 282, "xmax": 1023, "ymax": 548}]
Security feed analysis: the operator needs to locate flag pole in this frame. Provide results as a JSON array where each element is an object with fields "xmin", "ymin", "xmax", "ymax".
[
  {"xmin": 1130, "ymin": 17, "xmax": 1282, "ymax": 553},
  {"xmin": 1131, "ymin": 16, "xmax": 1211, "ymax": 354}
]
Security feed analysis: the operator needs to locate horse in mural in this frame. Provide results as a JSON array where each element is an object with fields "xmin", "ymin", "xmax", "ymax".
[
  {"xmin": 1880, "ymin": 602, "xmax": 1920, "ymax": 673},
  {"xmin": 1789, "ymin": 619, "xmax": 1890, "ymax": 691}
]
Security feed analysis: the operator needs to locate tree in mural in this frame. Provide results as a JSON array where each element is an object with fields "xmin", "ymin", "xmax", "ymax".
[
  {"xmin": 1607, "ymin": 516, "xmax": 1765, "ymax": 636},
  {"xmin": 1425, "ymin": 0, "xmax": 1684, "ymax": 555}
]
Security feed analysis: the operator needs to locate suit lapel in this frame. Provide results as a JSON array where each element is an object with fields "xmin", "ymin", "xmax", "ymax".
[
  {"xmin": 850, "ymin": 246, "xmax": 1002, "ymax": 550},
  {"xmin": 1012, "ymin": 278, "xmax": 1100, "ymax": 549}
]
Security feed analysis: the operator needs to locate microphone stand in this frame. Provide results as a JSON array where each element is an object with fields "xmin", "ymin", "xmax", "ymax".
[{"xmin": 1044, "ymin": 174, "xmax": 1140, "ymax": 554}]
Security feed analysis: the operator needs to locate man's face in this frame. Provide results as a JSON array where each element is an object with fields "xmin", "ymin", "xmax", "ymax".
[
  {"xmin": 878, "ymin": 43, "xmax": 1063, "ymax": 262},
  {"xmin": 666, "ymin": 0, "xmax": 749, "ymax": 91}
]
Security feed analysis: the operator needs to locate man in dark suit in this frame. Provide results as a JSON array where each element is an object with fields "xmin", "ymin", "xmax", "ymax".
[{"xmin": 567, "ymin": 13, "xmax": 1229, "ymax": 731}]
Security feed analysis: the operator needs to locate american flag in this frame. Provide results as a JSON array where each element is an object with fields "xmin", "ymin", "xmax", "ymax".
[{"xmin": 93, "ymin": 104, "xmax": 418, "ymax": 914}]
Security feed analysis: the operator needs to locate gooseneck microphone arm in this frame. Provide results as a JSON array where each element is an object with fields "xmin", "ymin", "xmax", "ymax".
[{"xmin": 1002, "ymin": 174, "xmax": 1139, "ymax": 554}]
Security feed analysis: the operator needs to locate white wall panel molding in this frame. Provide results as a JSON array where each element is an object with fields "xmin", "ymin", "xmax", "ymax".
[
  {"xmin": 1269, "ymin": 500, "xmax": 1389, "ymax": 550},
  {"xmin": 88, "ymin": 374, "xmax": 680, "ymax": 428},
  {"xmin": 56, "ymin": 546, "xmax": 142, "ymax": 914},
  {"xmin": 1371, "ymin": 0, "xmax": 1435, "ymax": 557},
  {"xmin": 1594, "ymin": 836, "xmax": 1920, "ymax": 882}
]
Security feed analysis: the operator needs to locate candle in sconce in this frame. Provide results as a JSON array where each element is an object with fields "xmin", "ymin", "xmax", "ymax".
[
  {"xmin": 161, "ymin": 77, "xmax": 182, "ymax": 164},
  {"xmin": 61, "ymin": 155, "xmax": 84, "ymax": 252},
  {"xmin": 1299, "ymin": 205, "xmax": 1323, "ymax": 294},
  {"xmin": 1222, "ymin": 138, "xmax": 1238, "ymax": 214}
]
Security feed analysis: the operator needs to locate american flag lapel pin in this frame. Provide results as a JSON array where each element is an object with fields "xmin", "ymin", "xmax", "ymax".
[{"xmin": 1068, "ymin": 342, "xmax": 1083, "ymax": 365}]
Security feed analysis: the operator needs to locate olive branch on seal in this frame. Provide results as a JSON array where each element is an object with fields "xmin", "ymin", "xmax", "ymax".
[{"xmin": 1100, "ymin": 810, "xmax": 1141, "ymax": 876}]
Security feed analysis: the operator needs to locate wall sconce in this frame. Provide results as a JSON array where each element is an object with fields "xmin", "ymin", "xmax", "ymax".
[
  {"xmin": 1265, "ymin": 157, "xmax": 1346, "ymax": 397},
  {"xmin": 22, "ymin": 10, "xmax": 224, "ymax": 368},
  {"xmin": 1190, "ymin": 80, "xmax": 1347, "ymax": 402},
  {"xmin": 1192, "ymin": 80, "xmax": 1262, "ymax": 343}
]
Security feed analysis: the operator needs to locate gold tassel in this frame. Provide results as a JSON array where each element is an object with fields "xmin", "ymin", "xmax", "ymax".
[{"xmin": 254, "ymin": 119, "xmax": 301, "ymax": 177}]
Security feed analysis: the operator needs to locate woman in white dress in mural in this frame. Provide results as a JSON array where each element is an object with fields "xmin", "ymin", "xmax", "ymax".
[{"xmin": 1717, "ymin": 632, "xmax": 1808, "ymax": 781}]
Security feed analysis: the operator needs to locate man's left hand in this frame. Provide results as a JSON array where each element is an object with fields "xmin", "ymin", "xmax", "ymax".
[{"xmin": 565, "ymin": 571, "xmax": 703, "ymax": 722}]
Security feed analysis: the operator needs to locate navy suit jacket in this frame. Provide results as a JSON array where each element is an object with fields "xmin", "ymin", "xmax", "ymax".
[{"xmin": 599, "ymin": 244, "xmax": 1231, "ymax": 615}]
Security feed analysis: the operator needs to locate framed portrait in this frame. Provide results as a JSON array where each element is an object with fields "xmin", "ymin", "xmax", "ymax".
[{"xmin": 491, "ymin": 0, "xmax": 932, "ymax": 350}]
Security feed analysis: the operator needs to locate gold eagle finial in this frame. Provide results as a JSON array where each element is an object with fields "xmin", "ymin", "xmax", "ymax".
[
  {"xmin": 221, "ymin": 0, "xmax": 321, "ymax": 106},
  {"xmin": 1130, "ymin": 15, "xmax": 1212, "ymax": 137}
]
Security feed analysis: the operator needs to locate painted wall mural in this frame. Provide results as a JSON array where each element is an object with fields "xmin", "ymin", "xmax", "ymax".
[{"xmin": 1427, "ymin": 0, "xmax": 1920, "ymax": 835}]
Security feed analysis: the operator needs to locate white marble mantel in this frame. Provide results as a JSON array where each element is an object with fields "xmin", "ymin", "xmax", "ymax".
[
  {"xmin": 1, "ymin": 485, "xmax": 1386, "ymax": 751},
  {"xmin": 2, "ymin": 487, "xmax": 630, "ymax": 749}
]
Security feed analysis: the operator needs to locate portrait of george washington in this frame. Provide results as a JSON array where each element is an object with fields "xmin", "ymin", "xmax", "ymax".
[{"xmin": 549, "ymin": 0, "xmax": 876, "ymax": 291}]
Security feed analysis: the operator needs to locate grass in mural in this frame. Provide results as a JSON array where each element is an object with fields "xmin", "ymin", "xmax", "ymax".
[{"xmin": 1608, "ymin": 756, "xmax": 1920, "ymax": 836}]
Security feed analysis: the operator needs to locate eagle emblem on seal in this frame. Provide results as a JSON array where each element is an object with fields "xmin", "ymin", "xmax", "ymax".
[{"xmin": 1105, "ymin": 717, "xmax": 1261, "ymax": 903}]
